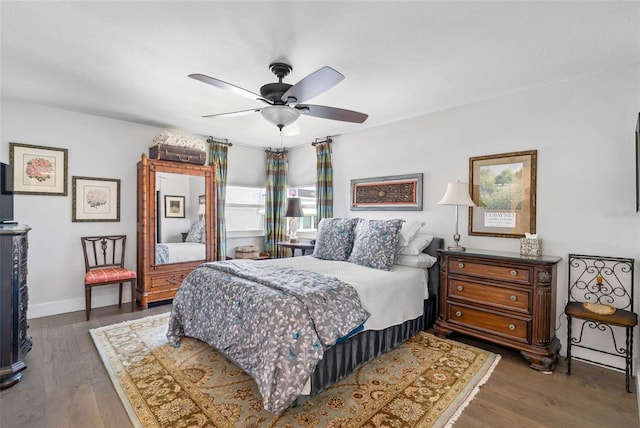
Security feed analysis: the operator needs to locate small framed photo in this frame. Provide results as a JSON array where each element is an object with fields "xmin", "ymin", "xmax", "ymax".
[
  {"xmin": 72, "ymin": 176, "xmax": 120, "ymax": 222},
  {"xmin": 469, "ymin": 150, "xmax": 537, "ymax": 238},
  {"xmin": 9, "ymin": 142, "xmax": 68, "ymax": 196},
  {"xmin": 165, "ymin": 195, "xmax": 185, "ymax": 218}
]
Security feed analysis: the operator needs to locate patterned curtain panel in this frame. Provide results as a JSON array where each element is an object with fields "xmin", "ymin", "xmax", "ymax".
[
  {"xmin": 265, "ymin": 151, "xmax": 288, "ymax": 258},
  {"xmin": 315, "ymin": 142, "xmax": 334, "ymax": 224},
  {"xmin": 209, "ymin": 141, "xmax": 228, "ymax": 260}
]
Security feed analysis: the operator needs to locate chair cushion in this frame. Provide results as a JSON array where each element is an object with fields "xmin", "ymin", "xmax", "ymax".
[
  {"xmin": 85, "ymin": 267, "xmax": 137, "ymax": 285},
  {"xmin": 565, "ymin": 301, "xmax": 638, "ymax": 327}
]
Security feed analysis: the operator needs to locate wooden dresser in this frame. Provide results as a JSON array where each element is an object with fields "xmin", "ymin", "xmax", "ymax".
[
  {"xmin": 0, "ymin": 225, "xmax": 31, "ymax": 388},
  {"xmin": 434, "ymin": 248, "xmax": 562, "ymax": 371}
]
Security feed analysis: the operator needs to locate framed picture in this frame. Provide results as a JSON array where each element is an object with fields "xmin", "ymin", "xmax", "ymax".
[
  {"xmin": 9, "ymin": 142, "xmax": 68, "ymax": 195},
  {"xmin": 72, "ymin": 176, "xmax": 120, "ymax": 222},
  {"xmin": 469, "ymin": 150, "xmax": 537, "ymax": 238},
  {"xmin": 165, "ymin": 195, "xmax": 185, "ymax": 218},
  {"xmin": 351, "ymin": 173, "xmax": 423, "ymax": 211},
  {"xmin": 636, "ymin": 112, "xmax": 639, "ymax": 212}
]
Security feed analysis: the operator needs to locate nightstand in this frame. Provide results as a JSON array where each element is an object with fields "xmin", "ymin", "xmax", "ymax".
[{"xmin": 277, "ymin": 241, "xmax": 315, "ymax": 257}]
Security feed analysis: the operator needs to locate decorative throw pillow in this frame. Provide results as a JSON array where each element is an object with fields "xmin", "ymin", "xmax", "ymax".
[
  {"xmin": 185, "ymin": 220, "xmax": 205, "ymax": 243},
  {"xmin": 397, "ymin": 220, "xmax": 422, "ymax": 246},
  {"xmin": 394, "ymin": 253, "xmax": 438, "ymax": 269},
  {"xmin": 348, "ymin": 219, "xmax": 404, "ymax": 271},
  {"xmin": 397, "ymin": 233, "xmax": 433, "ymax": 256},
  {"xmin": 312, "ymin": 218, "xmax": 359, "ymax": 261}
]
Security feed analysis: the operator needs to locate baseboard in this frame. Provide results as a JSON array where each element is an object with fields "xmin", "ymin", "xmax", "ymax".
[{"xmin": 28, "ymin": 295, "xmax": 134, "ymax": 319}]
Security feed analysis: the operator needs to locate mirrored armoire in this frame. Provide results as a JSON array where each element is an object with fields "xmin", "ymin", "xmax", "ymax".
[{"xmin": 137, "ymin": 154, "xmax": 217, "ymax": 308}]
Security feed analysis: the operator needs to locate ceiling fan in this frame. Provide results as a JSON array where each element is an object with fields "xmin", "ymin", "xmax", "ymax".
[{"xmin": 189, "ymin": 62, "xmax": 368, "ymax": 131}]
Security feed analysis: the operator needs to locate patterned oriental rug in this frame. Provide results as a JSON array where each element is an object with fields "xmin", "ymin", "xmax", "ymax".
[{"xmin": 90, "ymin": 313, "xmax": 500, "ymax": 428}]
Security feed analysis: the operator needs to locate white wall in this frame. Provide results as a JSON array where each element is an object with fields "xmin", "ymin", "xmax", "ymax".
[
  {"xmin": 0, "ymin": 99, "xmax": 265, "ymax": 317},
  {"xmin": 322, "ymin": 64, "xmax": 639, "ymax": 364}
]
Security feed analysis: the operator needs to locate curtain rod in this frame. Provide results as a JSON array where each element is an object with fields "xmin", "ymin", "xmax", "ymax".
[
  {"xmin": 207, "ymin": 136, "xmax": 233, "ymax": 147},
  {"xmin": 311, "ymin": 137, "xmax": 333, "ymax": 146},
  {"xmin": 265, "ymin": 147, "xmax": 288, "ymax": 154}
]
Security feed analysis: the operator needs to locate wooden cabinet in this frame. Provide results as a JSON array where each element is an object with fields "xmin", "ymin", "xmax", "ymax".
[
  {"xmin": 137, "ymin": 155, "xmax": 216, "ymax": 308},
  {"xmin": 0, "ymin": 225, "xmax": 31, "ymax": 389},
  {"xmin": 434, "ymin": 248, "xmax": 562, "ymax": 372}
]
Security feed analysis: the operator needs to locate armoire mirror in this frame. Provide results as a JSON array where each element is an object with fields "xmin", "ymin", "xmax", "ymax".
[{"xmin": 137, "ymin": 155, "xmax": 216, "ymax": 308}]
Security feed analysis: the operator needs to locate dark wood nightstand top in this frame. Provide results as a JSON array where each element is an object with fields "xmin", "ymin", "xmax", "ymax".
[{"xmin": 277, "ymin": 241, "xmax": 315, "ymax": 256}]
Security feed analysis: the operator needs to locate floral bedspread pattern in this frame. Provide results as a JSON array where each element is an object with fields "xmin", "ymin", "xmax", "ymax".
[{"xmin": 166, "ymin": 260, "xmax": 370, "ymax": 414}]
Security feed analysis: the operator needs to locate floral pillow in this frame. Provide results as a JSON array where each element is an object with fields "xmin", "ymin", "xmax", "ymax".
[
  {"xmin": 348, "ymin": 219, "xmax": 404, "ymax": 271},
  {"xmin": 312, "ymin": 218, "xmax": 359, "ymax": 261},
  {"xmin": 185, "ymin": 220, "xmax": 206, "ymax": 244}
]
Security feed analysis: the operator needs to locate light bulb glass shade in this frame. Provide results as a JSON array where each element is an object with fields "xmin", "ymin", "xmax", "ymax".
[
  {"xmin": 285, "ymin": 197, "xmax": 304, "ymax": 217},
  {"xmin": 261, "ymin": 105, "xmax": 300, "ymax": 128},
  {"xmin": 437, "ymin": 181, "xmax": 476, "ymax": 207},
  {"xmin": 197, "ymin": 204, "xmax": 206, "ymax": 215}
]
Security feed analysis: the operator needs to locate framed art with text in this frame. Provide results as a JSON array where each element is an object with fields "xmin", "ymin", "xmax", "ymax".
[
  {"xmin": 9, "ymin": 142, "xmax": 68, "ymax": 196},
  {"xmin": 72, "ymin": 176, "xmax": 120, "ymax": 222},
  {"xmin": 469, "ymin": 150, "xmax": 537, "ymax": 238},
  {"xmin": 350, "ymin": 173, "xmax": 423, "ymax": 211}
]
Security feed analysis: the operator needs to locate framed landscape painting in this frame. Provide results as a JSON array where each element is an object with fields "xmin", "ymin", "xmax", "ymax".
[
  {"xmin": 165, "ymin": 195, "xmax": 185, "ymax": 218},
  {"xmin": 9, "ymin": 142, "xmax": 68, "ymax": 195},
  {"xmin": 72, "ymin": 176, "xmax": 120, "ymax": 222},
  {"xmin": 469, "ymin": 150, "xmax": 537, "ymax": 238}
]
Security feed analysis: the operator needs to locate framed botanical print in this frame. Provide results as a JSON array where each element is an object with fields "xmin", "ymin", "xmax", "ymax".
[
  {"xmin": 72, "ymin": 176, "xmax": 120, "ymax": 222},
  {"xmin": 9, "ymin": 143, "xmax": 68, "ymax": 195},
  {"xmin": 469, "ymin": 150, "xmax": 537, "ymax": 238}
]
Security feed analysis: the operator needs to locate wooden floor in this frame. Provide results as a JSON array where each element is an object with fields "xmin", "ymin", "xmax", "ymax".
[{"xmin": 1, "ymin": 303, "xmax": 638, "ymax": 428}]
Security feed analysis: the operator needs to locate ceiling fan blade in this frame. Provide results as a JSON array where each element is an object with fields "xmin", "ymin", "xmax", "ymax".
[
  {"xmin": 281, "ymin": 66, "xmax": 344, "ymax": 104},
  {"xmin": 189, "ymin": 73, "xmax": 262, "ymax": 101},
  {"xmin": 296, "ymin": 104, "xmax": 368, "ymax": 123},
  {"xmin": 202, "ymin": 108, "xmax": 262, "ymax": 118}
]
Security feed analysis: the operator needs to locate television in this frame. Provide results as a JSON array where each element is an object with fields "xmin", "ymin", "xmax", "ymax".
[{"xmin": 0, "ymin": 162, "xmax": 15, "ymax": 224}]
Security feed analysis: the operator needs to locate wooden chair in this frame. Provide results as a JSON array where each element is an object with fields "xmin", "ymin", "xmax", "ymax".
[
  {"xmin": 81, "ymin": 235, "xmax": 137, "ymax": 320},
  {"xmin": 565, "ymin": 254, "xmax": 637, "ymax": 392}
]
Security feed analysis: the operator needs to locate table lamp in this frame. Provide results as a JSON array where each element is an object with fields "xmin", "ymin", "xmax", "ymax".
[
  {"xmin": 285, "ymin": 197, "xmax": 304, "ymax": 243},
  {"xmin": 437, "ymin": 181, "xmax": 476, "ymax": 251}
]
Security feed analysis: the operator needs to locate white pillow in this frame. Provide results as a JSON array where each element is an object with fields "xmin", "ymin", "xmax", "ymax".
[
  {"xmin": 395, "ymin": 253, "xmax": 438, "ymax": 269},
  {"xmin": 397, "ymin": 233, "xmax": 433, "ymax": 255},
  {"xmin": 397, "ymin": 220, "xmax": 422, "ymax": 247}
]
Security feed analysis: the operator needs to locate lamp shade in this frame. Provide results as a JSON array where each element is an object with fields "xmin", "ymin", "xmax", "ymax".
[
  {"xmin": 197, "ymin": 204, "xmax": 205, "ymax": 215},
  {"xmin": 285, "ymin": 197, "xmax": 304, "ymax": 217},
  {"xmin": 261, "ymin": 105, "xmax": 300, "ymax": 129},
  {"xmin": 437, "ymin": 181, "xmax": 476, "ymax": 207}
]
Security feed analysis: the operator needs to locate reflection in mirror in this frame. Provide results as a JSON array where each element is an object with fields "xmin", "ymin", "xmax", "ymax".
[{"xmin": 155, "ymin": 172, "xmax": 206, "ymax": 264}]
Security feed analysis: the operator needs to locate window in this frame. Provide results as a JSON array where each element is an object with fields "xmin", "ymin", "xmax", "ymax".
[
  {"xmin": 225, "ymin": 186, "xmax": 266, "ymax": 235},
  {"xmin": 224, "ymin": 185, "xmax": 318, "ymax": 236}
]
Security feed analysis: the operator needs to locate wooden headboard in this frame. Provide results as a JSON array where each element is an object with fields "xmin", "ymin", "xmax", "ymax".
[{"xmin": 423, "ymin": 237, "xmax": 444, "ymax": 297}]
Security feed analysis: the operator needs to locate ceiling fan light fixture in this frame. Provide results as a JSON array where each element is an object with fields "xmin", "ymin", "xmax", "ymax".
[{"xmin": 261, "ymin": 105, "xmax": 300, "ymax": 130}]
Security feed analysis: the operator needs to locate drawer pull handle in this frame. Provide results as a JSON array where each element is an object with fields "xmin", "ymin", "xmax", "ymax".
[
  {"xmin": 458, "ymin": 262, "xmax": 465, "ymax": 268},
  {"xmin": 457, "ymin": 285, "xmax": 464, "ymax": 291},
  {"xmin": 510, "ymin": 269, "xmax": 518, "ymax": 276},
  {"xmin": 455, "ymin": 310, "xmax": 462, "ymax": 317},
  {"xmin": 508, "ymin": 324, "xmax": 516, "ymax": 331},
  {"xmin": 510, "ymin": 295, "xmax": 517, "ymax": 301}
]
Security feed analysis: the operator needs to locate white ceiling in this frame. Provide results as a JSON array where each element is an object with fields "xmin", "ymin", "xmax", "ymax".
[{"xmin": 2, "ymin": 1, "xmax": 639, "ymax": 148}]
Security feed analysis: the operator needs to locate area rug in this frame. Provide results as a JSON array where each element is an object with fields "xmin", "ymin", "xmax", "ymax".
[{"xmin": 90, "ymin": 313, "xmax": 500, "ymax": 428}]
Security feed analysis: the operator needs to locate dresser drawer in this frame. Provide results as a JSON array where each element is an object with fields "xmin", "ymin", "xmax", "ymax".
[
  {"xmin": 447, "ymin": 303, "xmax": 530, "ymax": 342},
  {"xmin": 448, "ymin": 279, "xmax": 530, "ymax": 314},
  {"xmin": 448, "ymin": 258, "xmax": 531, "ymax": 284},
  {"xmin": 148, "ymin": 271, "xmax": 189, "ymax": 289}
]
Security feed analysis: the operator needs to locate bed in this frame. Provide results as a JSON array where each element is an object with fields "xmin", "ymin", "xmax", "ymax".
[
  {"xmin": 155, "ymin": 242, "xmax": 205, "ymax": 264},
  {"xmin": 167, "ymin": 218, "xmax": 443, "ymax": 414}
]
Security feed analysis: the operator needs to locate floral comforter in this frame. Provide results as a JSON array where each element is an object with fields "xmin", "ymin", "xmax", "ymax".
[{"xmin": 166, "ymin": 260, "xmax": 370, "ymax": 414}]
